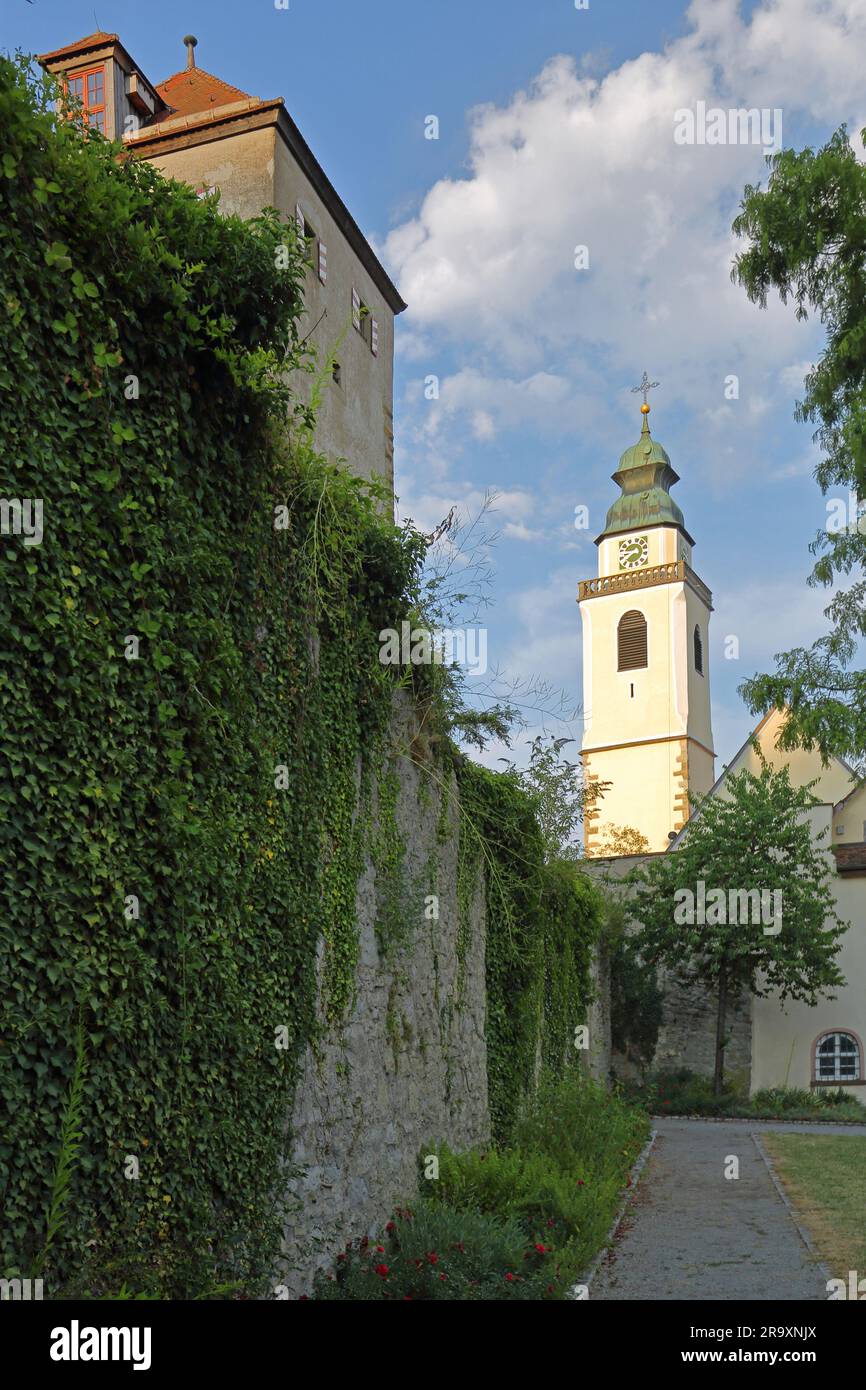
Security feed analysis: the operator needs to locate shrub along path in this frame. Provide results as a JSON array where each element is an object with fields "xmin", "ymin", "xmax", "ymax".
[{"xmin": 591, "ymin": 1117, "xmax": 866, "ymax": 1301}]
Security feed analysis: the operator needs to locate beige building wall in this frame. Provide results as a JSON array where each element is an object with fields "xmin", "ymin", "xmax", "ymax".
[
  {"xmin": 721, "ymin": 706, "xmax": 855, "ymax": 806},
  {"xmin": 699, "ymin": 710, "xmax": 865, "ymax": 1102},
  {"xmin": 832, "ymin": 783, "xmax": 866, "ymax": 844},
  {"xmin": 147, "ymin": 127, "xmax": 277, "ymax": 219},
  {"xmin": 40, "ymin": 35, "xmax": 402, "ymax": 492},
  {"xmin": 751, "ymin": 806, "xmax": 865, "ymax": 1101},
  {"xmin": 272, "ymin": 138, "xmax": 395, "ymax": 490},
  {"xmin": 146, "ymin": 129, "xmax": 396, "ymax": 490}
]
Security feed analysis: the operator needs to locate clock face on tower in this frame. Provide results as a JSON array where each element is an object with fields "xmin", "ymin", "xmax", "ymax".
[{"xmin": 619, "ymin": 535, "xmax": 648, "ymax": 570}]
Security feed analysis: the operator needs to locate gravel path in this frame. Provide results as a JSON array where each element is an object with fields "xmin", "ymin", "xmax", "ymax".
[{"xmin": 591, "ymin": 1117, "xmax": 866, "ymax": 1301}]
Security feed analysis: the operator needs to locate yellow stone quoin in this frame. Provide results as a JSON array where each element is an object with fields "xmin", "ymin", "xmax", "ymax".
[{"xmin": 579, "ymin": 394, "xmax": 715, "ymax": 854}]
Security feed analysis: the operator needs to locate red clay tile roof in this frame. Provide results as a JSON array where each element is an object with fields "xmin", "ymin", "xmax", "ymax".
[
  {"xmin": 156, "ymin": 66, "xmax": 254, "ymax": 118},
  {"xmin": 38, "ymin": 32, "xmax": 119, "ymax": 63},
  {"xmin": 833, "ymin": 842, "xmax": 866, "ymax": 872}
]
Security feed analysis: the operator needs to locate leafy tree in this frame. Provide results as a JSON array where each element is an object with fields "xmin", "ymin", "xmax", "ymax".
[
  {"xmin": 402, "ymin": 496, "xmax": 577, "ymax": 754},
  {"xmin": 629, "ymin": 763, "xmax": 847, "ymax": 1094},
  {"xmin": 732, "ymin": 128, "xmax": 866, "ymax": 772},
  {"xmin": 503, "ymin": 735, "xmax": 600, "ymax": 862},
  {"xmin": 593, "ymin": 823, "xmax": 650, "ymax": 858}
]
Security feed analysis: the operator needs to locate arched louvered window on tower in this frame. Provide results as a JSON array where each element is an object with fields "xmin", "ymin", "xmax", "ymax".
[
  {"xmin": 617, "ymin": 610, "xmax": 647, "ymax": 671},
  {"xmin": 694, "ymin": 624, "xmax": 703, "ymax": 675}
]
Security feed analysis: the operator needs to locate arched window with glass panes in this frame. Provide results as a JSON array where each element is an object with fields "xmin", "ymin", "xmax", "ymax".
[
  {"xmin": 617, "ymin": 610, "xmax": 647, "ymax": 671},
  {"xmin": 813, "ymin": 1030, "xmax": 862, "ymax": 1084}
]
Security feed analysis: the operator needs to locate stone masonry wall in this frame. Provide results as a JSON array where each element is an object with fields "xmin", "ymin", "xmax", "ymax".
[
  {"xmin": 653, "ymin": 968, "xmax": 752, "ymax": 1085},
  {"xmin": 584, "ymin": 852, "xmax": 752, "ymax": 1088},
  {"xmin": 280, "ymin": 730, "xmax": 489, "ymax": 1295},
  {"xmin": 587, "ymin": 940, "xmax": 612, "ymax": 1083}
]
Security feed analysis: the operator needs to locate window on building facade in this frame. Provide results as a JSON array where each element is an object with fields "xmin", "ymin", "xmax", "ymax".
[
  {"xmin": 66, "ymin": 67, "xmax": 106, "ymax": 132},
  {"xmin": 295, "ymin": 204, "xmax": 327, "ymax": 284},
  {"xmin": 351, "ymin": 288, "xmax": 378, "ymax": 354},
  {"xmin": 694, "ymin": 624, "xmax": 703, "ymax": 674},
  {"xmin": 814, "ymin": 1031, "xmax": 862, "ymax": 1083},
  {"xmin": 617, "ymin": 610, "xmax": 647, "ymax": 671},
  {"xmin": 352, "ymin": 286, "xmax": 367, "ymax": 339}
]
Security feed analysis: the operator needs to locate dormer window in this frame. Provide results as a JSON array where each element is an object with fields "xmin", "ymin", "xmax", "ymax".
[{"xmin": 66, "ymin": 67, "xmax": 106, "ymax": 132}]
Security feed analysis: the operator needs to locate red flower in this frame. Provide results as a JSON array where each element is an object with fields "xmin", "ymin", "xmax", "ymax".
[
  {"xmin": 427, "ymin": 1251, "xmax": 439, "ymax": 1265},
  {"xmin": 374, "ymin": 1263, "xmax": 389, "ymax": 1278},
  {"xmin": 546, "ymin": 1284, "xmax": 555, "ymax": 1294},
  {"xmin": 336, "ymin": 1252, "xmax": 346, "ymax": 1262},
  {"xmin": 376, "ymin": 1245, "xmax": 385, "ymax": 1253},
  {"xmin": 403, "ymin": 1295, "xmax": 412, "ymax": 1301},
  {"xmin": 577, "ymin": 1180, "xmax": 585, "ymax": 1186},
  {"xmin": 505, "ymin": 1272, "xmax": 515, "ymax": 1282},
  {"xmin": 535, "ymin": 1244, "xmax": 547, "ymax": 1253},
  {"xmin": 386, "ymin": 1221, "xmax": 396, "ymax": 1234},
  {"xmin": 439, "ymin": 1273, "xmax": 446, "ymax": 1281}
]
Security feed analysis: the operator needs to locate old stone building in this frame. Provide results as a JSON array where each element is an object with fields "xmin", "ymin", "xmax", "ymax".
[{"xmin": 38, "ymin": 31, "xmax": 405, "ymax": 490}]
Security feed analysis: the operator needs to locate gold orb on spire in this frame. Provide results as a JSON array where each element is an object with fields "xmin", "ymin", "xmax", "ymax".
[{"xmin": 641, "ymin": 402, "xmax": 650, "ymax": 414}]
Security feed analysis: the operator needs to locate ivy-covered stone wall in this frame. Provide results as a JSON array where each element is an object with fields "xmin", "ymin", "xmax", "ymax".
[
  {"xmin": 281, "ymin": 706, "xmax": 489, "ymax": 1296},
  {"xmin": 0, "ymin": 59, "xmax": 605, "ymax": 1300}
]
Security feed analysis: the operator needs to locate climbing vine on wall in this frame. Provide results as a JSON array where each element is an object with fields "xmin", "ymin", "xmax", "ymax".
[
  {"xmin": 0, "ymin": 57, "xmax": 604, "ymax": 1297},
  {"xmin": 0, "ymin": 57, "xmax": 424, "ymax": 1295},
  {"xmin": 455, "ymin": 760, "xmax": 603, "ymax": 1142}
]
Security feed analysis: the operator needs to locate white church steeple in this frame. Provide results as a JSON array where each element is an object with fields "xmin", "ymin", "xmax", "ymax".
[{"xmin": 578, "ymin": 384, "xmax": 715, "ymax": 854}]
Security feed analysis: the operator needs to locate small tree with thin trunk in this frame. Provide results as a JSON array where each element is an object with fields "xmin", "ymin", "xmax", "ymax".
[{"xmin": 628, "ymin": 761, "xmax": 848, "ymax": 1095}]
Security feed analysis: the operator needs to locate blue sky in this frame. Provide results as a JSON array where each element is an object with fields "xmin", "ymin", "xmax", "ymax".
[{"xmin": 9, "ymin": 0, "xmax": 866, "ymax": 775}]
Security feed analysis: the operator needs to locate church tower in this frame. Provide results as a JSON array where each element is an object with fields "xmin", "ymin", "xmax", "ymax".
[{"xmin": 579, "ymin": 380, "xmax": 715, "ymax": 854}]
